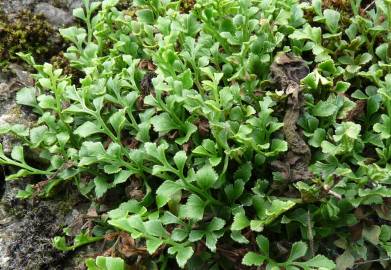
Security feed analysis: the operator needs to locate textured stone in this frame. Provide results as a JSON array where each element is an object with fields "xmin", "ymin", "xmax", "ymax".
[{"xmin": 34, "ymin": 3, "xmax": 74, "ymax": 26}]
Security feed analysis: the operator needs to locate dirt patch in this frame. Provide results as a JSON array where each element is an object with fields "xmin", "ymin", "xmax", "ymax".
[{"xmin": 270, "ymin": 53, "xmax": 312, "ymax": 183}]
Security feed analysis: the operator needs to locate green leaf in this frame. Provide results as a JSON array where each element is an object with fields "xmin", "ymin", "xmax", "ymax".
[
  {"xmin": 175, "ymin": 122, "xmax": 197, "ymax": 145},
  {"xmin": 321, "ymin": 141, "xmax": 338, "ymax": 155},
  {"xmin": 137, "ymin": 9, "xmax": 154, "ymax": 24},
  {"xmin": 336, "ymin": 250, "xmax": 355, "ymax": 270},
  {"xmin": 11, "ymin": 145, "xmax": 25, "ymax": 163},
  {"xmin": 144, "ymin": 220, "xmax": 168, "ymax": 238},
  {"xmin": 318, "ymin": 59, "xmax": 336, "ymax": 74},
  {"xmin": 175, "ymin": 246, "xmax": 194, "ymax": 268},
  {"xmin": 188, "ymin": 230, "xmax": 204, "ymax": 242},
  {"xmin": 207, "ymin": 217, "xmax": 226, "ymax": 231},
  {"xmin": 16, "ymin": 184, "xmax": 34, "ymax": 199},
  {"xmin": 230, "ymin": 230, "xmax": 249, "ymax": 244},
  {"xmin": 104, "ymin": 164, "xmax": 121, "ymax": 174},
  {"xmin": 324, "ymin": 9, "xmax": 340, "ymax": 33},
  {"xmin": 0, "ymin": 123, "xmax": 10, "ymax": 134},
  {"xmin": 308, "ymin": 128, "xmax": 326, "ymax": 148},
  {"xmin": 205, "ymin": 232, "xmax": 221, "ymax": 252},
  {"xmin": 113, "ymin": 170, "xmax": 134, "ymax": 185},
  {"xmin": 242, "ymin": 252, "xmax": 265, "ymax": 266},
  {"xmin": 334, "ymin": 121, "xmax": 361, "ymax": 141},
  {"xmin": 30, "ymin": 126, "xmax": 48, "ymax": 145},
  {"xmin": 289, "ymin": 24, "xmax": 321, "ymax": 43},
  {"xmin": 156, "ymin": 180, "xmax": 182, "ymax": 208},
  {"xmin": 351, "ymin": 90, "xmax": 368, "ymax": 99},
  {"xmin": 95, "ymin": 256, "xmax": 125, "ymax": 270},
  {"xmin": 256, "ymin": 235, "xmax": 270, "ymax": 256},
  {"xmin": 374, "ymin": 115, "xmax": 391, "ymax": 139},
  {"xmin": 269, "ymin": 139, "xmax": 288, "ymax": 155},
  {"xmin": 171, "ymin": 228, "xmax": 189, "ymax": 242},
  {"xmin": 224, "ymin": 180, "xmax": 245, "ymax": 201},
  {"xmin": 39, "ymin": 78, "xmax": 51, "ymax": 89},
  {"xmin": 380, "ymin": 225, "xmax": 391, "ymax": 242},
  {"xmin": 79, "ymin": 141, "xmax": 107, "ymax": 166},
  {"xmin": 367, "ymin": 95, "xmax": 381, "ymax": 115},
  {"xmin": 179, "ymin": 194, "xmax": 205, "ymax": 221},
  {"xmin": 37, "ymin": 95, "xmax": 56, "ymax": 109},
  {"xmin": 94, "ymin": 176, "xmax": 110, "ymax": 198},
  {"xmin": 146, "ymin": 238, "xmax": 164, "ymax": 254},
  {"xmin": 5, "ymin": 169, "xmax": 30, "ymax": 180},
  {"xmin": 108, "ymin": 215, "xmax": 145, "ymax": 235},
  {"xmin": 53, "ymin": 232, "xmax": 102, "ymax": 252},
  {"xmin": 179, "ymin": 69, "xmax": 193, "ymax": 89},
  {"xmin": 362, "ymin": 225, "xmax": 380, "ymax": 245},
  {"xmin": 231, "ymin": 212, "xmax": 250, "ymax": 231},
  {"xmin": 16, "ymin": 87, "xmax": 38, "ymax": 107},
  {"xmin": 173, "ymin": 151, "xmax": 187, "ymax": 173},
  {"xmin": 335, "ymin": 81, "xmax": 350, "ymax": 93},
  {"xmin": 151, "ymin": 112, "xmax": 179, "ymax": 133},
  {"xmin": 109, "ymin": 109, "xmax": 126, "ymax": 135},
  {"xmin": 303, "ymin": 72, "xmax": 318, "ymax": 89},
  {"xmin": 74, "ymin": 121, "xmax": 102, "ymax": 138},
  {"xmin": 234, "ymin": 162, "xmax": 253, "ymax": 182},
  {"xmin": 56, "ymin": 132, "xmax": 70, "ymax": 147},
  {"xmin": 358, "ymin": 53, "xmax": 372, "ymax": 65},
  {"xmin": 101, "ymin": 0, "xmax": 117, "ymax": 9},
  {"xmin": 297, "ymin": 255, "xmax": 336, "ymax": 269},
  {"xmin": 195, "ymin": 165, "xmax": 218, "ymax": 189},
  {"xmin": 72, "ymin": 7, "xmax": 86, "ymax": 20},
  {"xmin": 288, "ymin": 241, "xmax": 308, "ymax": 261},
  {"xmin": 312, "ymin": 101, "xmax": 338, "ymax": 117}
]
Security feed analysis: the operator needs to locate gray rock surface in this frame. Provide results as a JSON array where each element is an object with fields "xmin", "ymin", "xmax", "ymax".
[
  {"xmin": 35, "ymin": 2, "xmax": 75, "ymax": 26},
  {"xmin": 0, "ymin": 0, "xmax": 83, "ymax": 14},
  {"xmin": 0, "ymin": 0, "xmax": 82, "ymax": 28}
]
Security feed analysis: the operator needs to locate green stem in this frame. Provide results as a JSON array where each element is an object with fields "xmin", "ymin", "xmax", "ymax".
[
  {"xmin": 96, "ymin": 114, "xmax": 119, "ymax": 143},
  {"xmin": 0, "ymin": 157, "xmax": 49, "ymax": 176}
]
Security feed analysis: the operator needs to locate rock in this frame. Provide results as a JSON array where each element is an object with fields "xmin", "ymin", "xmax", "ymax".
[
  {"xmin": 0, "ymin": 179, "xmax": 90, "ymax": 270},
  {"xmin": 0, "ymin": 200, "xmax": 68, "ymax": 270},
  {"xmin": 0, "ymin": 0, "xmax": 89, "ymax": 16},
  {"xmin": 66, "ymin": 0, "xmax": 84, "ymax": 10},
  {"xmin": 8, "ymin": 64, "xmax": 35, "ymax": 86},
  {"xmin": 34, "ymin": 3, "xmax": 74, "ymax": 27}
]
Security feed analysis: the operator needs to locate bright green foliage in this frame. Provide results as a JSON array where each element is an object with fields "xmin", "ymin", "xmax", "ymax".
[
  {"xmin": 53, "ymin": 230, "xmax": 103, "ymax": 251},
  {"xmin": 242, "ymin": 235, "xmax": 335, "ymax": 269},
  {"xmin": 86, "ymin": 256, "xmax": 125, "ymax": 270},
  {"xmin": 1, "ymin": 0, "xmax": 391, "ymax": 269}
]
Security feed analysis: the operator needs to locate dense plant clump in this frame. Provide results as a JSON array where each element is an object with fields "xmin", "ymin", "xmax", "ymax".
[
  {"xmin": 1, "ymin": 0, "xmax": 391, "ymax": 269},
  {"xmin": 0, "ymin": 10, "xmax": 64, "ymax": 70}
]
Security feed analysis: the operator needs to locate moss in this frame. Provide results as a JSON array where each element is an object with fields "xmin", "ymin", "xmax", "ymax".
[
  {"xmin": 180, "ymin": 0, "xmax": 196, "ymax": 13},
  {"xmin": 50, "ymin": 51, "xmax": 84, "ymax": 84},
  {"xmin": 117, "ymin": 0, "xmax": 132, "ymax": 10},
  {"xmin": 0, "ymin": 10, "xmax": 65, "ymax": 70},
  {"xmin": 323, "ymin": 0, "xmax": 351, "ymax": 11}
]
